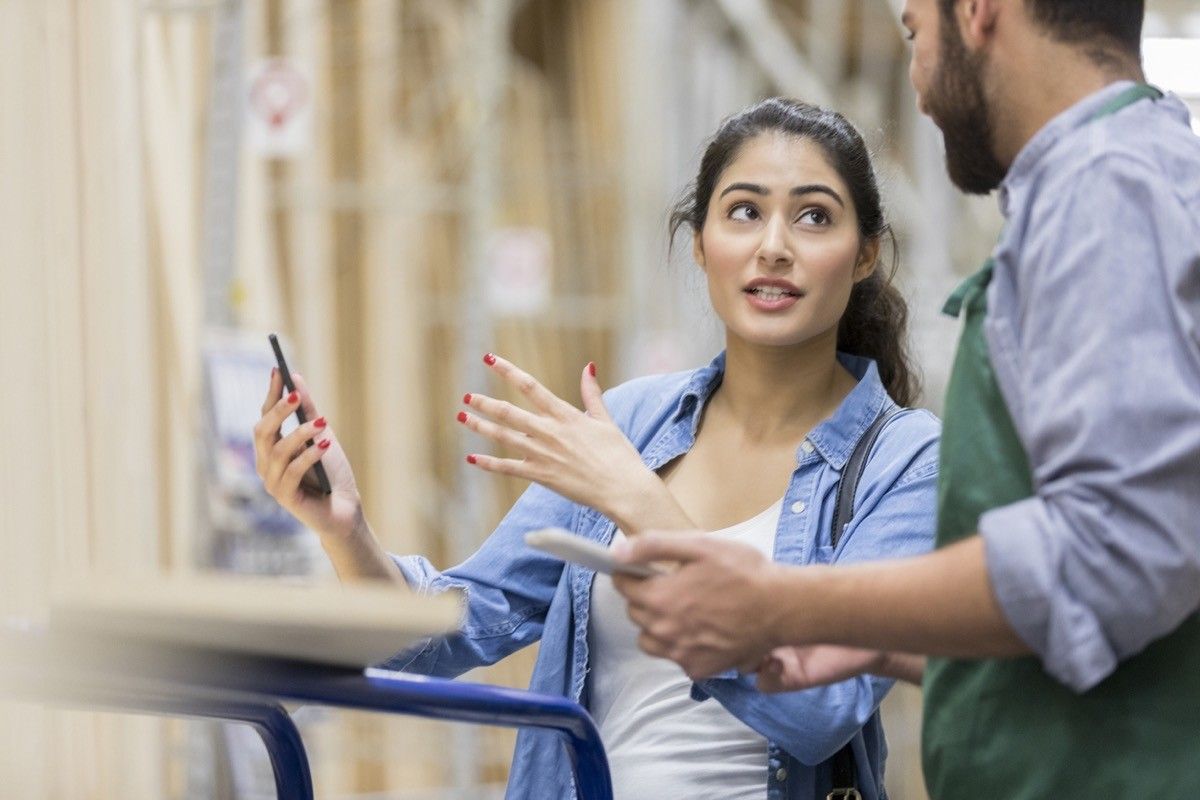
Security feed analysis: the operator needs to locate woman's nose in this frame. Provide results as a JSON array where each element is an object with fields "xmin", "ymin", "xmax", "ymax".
[{"xmin": 756, "ymin": 215, "xmax": 793, "ymax": 268}]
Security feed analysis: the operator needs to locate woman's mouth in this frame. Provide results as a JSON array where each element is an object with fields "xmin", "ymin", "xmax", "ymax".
[{"xmin": 744, "ymin": 285, "xmax": 802, "ymax": 311}]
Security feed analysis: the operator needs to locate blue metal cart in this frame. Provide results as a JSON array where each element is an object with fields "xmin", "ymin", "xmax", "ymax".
[{"xmin": 0, "ymin": 624, "xmax": 612, "ymax": 800}]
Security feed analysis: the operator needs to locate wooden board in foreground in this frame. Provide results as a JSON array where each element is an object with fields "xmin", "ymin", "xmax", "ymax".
[{"xmin": 47, "ymin": 573, "xmax": 462, "ymax": 668}]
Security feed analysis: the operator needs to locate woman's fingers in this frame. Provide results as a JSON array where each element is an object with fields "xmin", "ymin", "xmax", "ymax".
[
  {"xmin": 457, "ymin": 408, "xmax": 542, "ymax": 455},
  {"xmin": 260, "ymin": 366, "xmax": 283, "ymax": 415},
  {"xmin": 483, "ymin": 353, "xmax": 578, "ymax": 419},
  {"xmin": 254, "ymin": 379, "xmax": 302, "ymax": 480},
  {"xmin": 579, "ymin": 361, "xmax": 612, "ymax": 422},
  {"xmin": 292, "ymin": 372, "xmax": 320, "ymax": 419},
  {"xmin": 265, "ymin": 417, "xmax": 329, "ymax": 491},
  {"xmin": 463, "ymin": 452, "xmax": 537, "ymax": 481},
  {"xmin": 280, "ymin": 436, "xmax": 333, "ymax": 499},
  {"xmin": 462, "ymin": 392, "xmax": 546, "ymax": 437}
]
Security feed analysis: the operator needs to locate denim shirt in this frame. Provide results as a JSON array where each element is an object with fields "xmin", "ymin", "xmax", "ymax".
[{"xmin": 384, "ymin": 352, "xmax": 940, "ymax": 799}]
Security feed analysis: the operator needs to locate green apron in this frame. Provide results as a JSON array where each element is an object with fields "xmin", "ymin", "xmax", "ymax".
[{"xmin": 921, "ymin": 84, "xmax": 1200, "ymax": 799}]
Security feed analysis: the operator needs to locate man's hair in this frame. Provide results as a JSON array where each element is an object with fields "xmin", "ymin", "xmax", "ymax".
[
  {"xmin": 1026, "ymin": 0, "xmax": 1144, "ymax": 54},
  {"xmin": 941, "ymin": 1, "xmax": 1144, "ymax": 59}
]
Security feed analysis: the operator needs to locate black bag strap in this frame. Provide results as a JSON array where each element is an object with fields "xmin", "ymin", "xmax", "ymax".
[
  {"xmin": 827, "ymin": 404, "xmax": 902, "ymax": 797},
  {"xmin": 831, "ymin": 745, "xmax": 858, "ymax": 797},
  {"xmin": 831, "ymin": 406, "xmax": 902, "ymax": 550}
]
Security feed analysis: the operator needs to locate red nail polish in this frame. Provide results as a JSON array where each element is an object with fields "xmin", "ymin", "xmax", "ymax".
[
  {"xmin": 314, "ymin": 417, "xmax": 327, "ymax": 429},
  {"xmin": 466, "ymin": 454, "xmax": 477, "ymax": 465},
  {"xmin": 457, "ymin": 411, "xmax": 468, "ymax": 424},
  {"xmin": 318, "ymin": 439, "xmax": 331, "ymax": 450},
  {"xmin": 463, "ymin": 393, "xmax": 472, "ymax": 404},
  {"xmin": 287, "ymin": 391, "xmax": 299, "ymax": 404},
  {"xmin": 588, "ymin": 362, "xmax": 597, "ymax": 377},
  {"xmin": 483, "ymin": 353, "xmax": 497, "ymax": 366}
]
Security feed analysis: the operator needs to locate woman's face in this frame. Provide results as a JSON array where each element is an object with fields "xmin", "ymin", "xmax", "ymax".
[{"xmin": 694, "ymin": 132, "xmax": 877, "ymax": 351}]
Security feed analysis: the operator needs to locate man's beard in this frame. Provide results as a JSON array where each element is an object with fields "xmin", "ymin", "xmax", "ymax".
[{"xmin": 926, "ymin": 22, "xmax": 1008, "ymax": 195}]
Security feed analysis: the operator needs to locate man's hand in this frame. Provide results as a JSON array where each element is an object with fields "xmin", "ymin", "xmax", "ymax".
[
  {"xmin": 611, "ymin": 533, "xmax": 785, "ymax": 680},
  {"xmin": 754, "ymin": 645, "xmax": 889, "ymax": 692}
]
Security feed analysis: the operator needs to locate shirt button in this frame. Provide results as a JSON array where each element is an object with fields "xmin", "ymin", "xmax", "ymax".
[
  {"xmin": 775, "ymin": 767, "xmax": 788, "ymax": 781},
  {"xmin": 790, "ymin": 501, "xmax": 805, "ymax": 514},
  {"xmin": 800, "ymin": 440, "xmax": 814, "ymax": 454}
]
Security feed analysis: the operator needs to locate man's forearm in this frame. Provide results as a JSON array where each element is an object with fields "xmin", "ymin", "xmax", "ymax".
[
  {"xmin": 877, "ymin": 652, "xmax": 927, "ymax": 685},
  {"xmin": 771, "ymin": 536, "xmax": 1031, "ymax": 659}
]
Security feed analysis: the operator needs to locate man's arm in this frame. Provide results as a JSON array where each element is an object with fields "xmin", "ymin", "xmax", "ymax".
[
  {"xmin": 977, "ymin": 153, "xmax": 1200, "ymax": 691},
  {"xmin": 774, "ymin": 536, "xmax": 1027, "ymax": 657},
  {"xmin": 613, "ymin": 534, "xmax": 1028, "ymax": 681}
]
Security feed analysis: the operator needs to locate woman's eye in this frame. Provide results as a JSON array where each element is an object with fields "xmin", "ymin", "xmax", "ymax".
[
  {"xmin": 729, "ymin": 203, "xmax": 759, "ymax": 222},
  {"xmin": 798, "ymin": 208, "xmax": 830, "ymax": 226}
]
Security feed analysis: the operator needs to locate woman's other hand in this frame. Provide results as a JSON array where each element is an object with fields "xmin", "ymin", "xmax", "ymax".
[
  {"xmin": 253, "ymin": 368, "xmax": 363, "ymax": 541},
  {"xmin": 458, "ymin": 354, "xmax": 663, "ymax": 532}
]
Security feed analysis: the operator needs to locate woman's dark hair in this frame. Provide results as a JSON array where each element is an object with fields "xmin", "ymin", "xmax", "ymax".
[{"xmin": 669, "ymin": 97, "xmax": 919, "ymax": 406}]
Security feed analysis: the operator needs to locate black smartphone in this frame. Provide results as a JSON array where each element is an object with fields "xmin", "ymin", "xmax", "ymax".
[{"xmin": 268, "ymin": 333, "xmax": 333, "ymax": 495}]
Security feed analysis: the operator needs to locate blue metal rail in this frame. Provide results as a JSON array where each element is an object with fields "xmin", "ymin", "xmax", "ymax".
[{"xmin": 0, "ymin": 626, "xmax": 612, "ymax": 800}]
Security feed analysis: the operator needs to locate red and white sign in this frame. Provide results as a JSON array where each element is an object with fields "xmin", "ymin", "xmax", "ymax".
[
  {"xmin": 487, "ymin": 228, "xmax": 553, "ymax": 317},
  {"xmin": 246, "ymin": 58, "xmax": 312, "ymax": 157}
]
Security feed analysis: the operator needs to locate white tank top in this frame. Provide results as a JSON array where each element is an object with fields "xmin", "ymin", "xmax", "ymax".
[{"xmin": 587, "ymin": 499, "xmax": 783, "ymax": 800}]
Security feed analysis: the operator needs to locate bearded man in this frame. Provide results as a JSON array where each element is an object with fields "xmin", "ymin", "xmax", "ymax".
[{"xmin": 613, "ymin": 2, "xmax": 1200, "ymax": 797}]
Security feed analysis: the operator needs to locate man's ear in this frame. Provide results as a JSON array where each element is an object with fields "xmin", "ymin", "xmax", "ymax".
[
  {"xmin": 958, "ymin": 0, "xmax": 999, "ymax": 52},
  {"xmin": 692, "ymin": 230, "xmax": 706, "ymax": 270},
  {"xmin": 854, "ymin": 237, "xmax": 881, "ymax": 283}
]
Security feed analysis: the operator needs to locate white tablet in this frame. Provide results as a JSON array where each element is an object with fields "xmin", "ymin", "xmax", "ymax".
[{"xmin": 524, "ymin": 528, "xmax": 664, "ymax": 577}]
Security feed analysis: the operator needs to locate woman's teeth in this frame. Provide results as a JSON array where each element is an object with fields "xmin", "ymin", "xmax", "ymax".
[{"xmin": 747, "ymin": 287, "xmax": 797, "ymax": 299}]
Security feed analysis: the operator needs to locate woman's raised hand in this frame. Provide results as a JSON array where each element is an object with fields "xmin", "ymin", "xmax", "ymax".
[
  {"xmin": 458, "ymin": 354, "xmax": 659, "ymax": 530},
  {"xmin": 253, "ymin": 368, "xmax": 363, "ymax": 540}
]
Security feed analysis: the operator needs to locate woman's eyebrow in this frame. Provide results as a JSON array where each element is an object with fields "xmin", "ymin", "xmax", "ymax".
[
  {"xmin": 718, "ymin": 181, "xmax": 845, "ymax": 208},
  {"xmin": 718, "ymin": 181, "xmax": 768, "ymax": 198},
  {"xmin": 791, "ymin": 184, "xmax": 845, "ymax": 207}
]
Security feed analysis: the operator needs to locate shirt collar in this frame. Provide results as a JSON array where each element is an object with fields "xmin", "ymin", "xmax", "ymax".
[
  {"xmin": 672, "ymin": 352, "xmax": 727, "ymax": 437},
  {"xmin": 805, "ymin": 354, "xmax": 891, "ymax": 470},
  {"xmin": 671, "ymin": 351, "xmax": 892, "ymax": 470},
  {"xmin": 999, "ymin": 80, "xmax": 1138, "ymax": 217}
]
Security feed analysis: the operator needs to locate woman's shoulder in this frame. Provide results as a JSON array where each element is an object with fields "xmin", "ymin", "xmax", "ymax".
[
  {"xmin": 883, "ymin": 405, "xmax": 941, "ymax": 441},
  {"xmin": 867, "ymin": 405, "xmax": 942, "ymax": 485}
]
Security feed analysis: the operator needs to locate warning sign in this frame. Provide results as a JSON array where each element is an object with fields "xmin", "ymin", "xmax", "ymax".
[{"xmin": 246, "ymin": 58, "xmax": 312, "ymax": 158}]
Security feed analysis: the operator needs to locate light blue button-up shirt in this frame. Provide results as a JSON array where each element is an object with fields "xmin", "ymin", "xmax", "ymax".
[
  {"xmin": 979, "ymin": 82, "xmax": 1200, "ymax": 693},
  {"xmin": 386, "ymin": 352, "xmax": 940, "ymax": 799}
]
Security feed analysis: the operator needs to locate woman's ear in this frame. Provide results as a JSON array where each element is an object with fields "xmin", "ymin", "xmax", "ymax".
[
  {"xmin": 692, "ymin": 230, "xmax": 706, "ymax": 270},
  {"xmin": 853, "ymin": 237, "xmax": 881, "ymax": 283}
]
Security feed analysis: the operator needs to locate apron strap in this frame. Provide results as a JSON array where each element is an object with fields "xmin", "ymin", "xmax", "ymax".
[
  {"xmin": 942, "ymin": 259, "xmax": 995, "ymax": 318},
  {"xmin": 1089, "ymin": 83, "xmax": 1163, "ymax": 122}
]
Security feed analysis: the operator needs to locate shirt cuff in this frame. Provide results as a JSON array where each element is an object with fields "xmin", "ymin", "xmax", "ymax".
[
  {"xmin": 979, "ymin": 497, "xmax": 1118, "ymax": 692},
  {"xmin": 391, "ymin": 553, "xmax": 433, "ymax": 592}
]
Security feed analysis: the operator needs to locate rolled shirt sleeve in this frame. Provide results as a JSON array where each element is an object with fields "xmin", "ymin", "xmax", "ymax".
[{"xmin": 980, "ymin": 152, "xmax": 1200, "ymax": 692}]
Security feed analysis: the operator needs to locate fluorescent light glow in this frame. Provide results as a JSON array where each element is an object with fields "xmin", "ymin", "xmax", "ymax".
[
  {"xmin": 1143, "ymin": 37, "xmax": 1200, "ymax": 95},
  {"xmin": 1143, "ymin": 36, "xmax": 1200, "ymax": 134}
]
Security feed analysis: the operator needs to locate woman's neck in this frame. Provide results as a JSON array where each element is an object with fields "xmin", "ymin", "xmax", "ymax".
[{"xmin": 710, "ymin": 330, "xmax": 855, "ymax": 442}]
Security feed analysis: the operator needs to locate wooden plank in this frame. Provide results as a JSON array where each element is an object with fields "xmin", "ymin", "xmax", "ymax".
[
  {"xmin": 0, "ymin": 1, "xmax": 86, "ymax": 792},
  {"xmin": 142, "ymin": 12, "xmax": 203, "ymax": 573}
]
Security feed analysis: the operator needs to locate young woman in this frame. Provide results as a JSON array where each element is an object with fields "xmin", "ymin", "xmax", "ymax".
[{"xmin": 255, "ymin": 98, "xmax": 940, "ymax": 800}]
